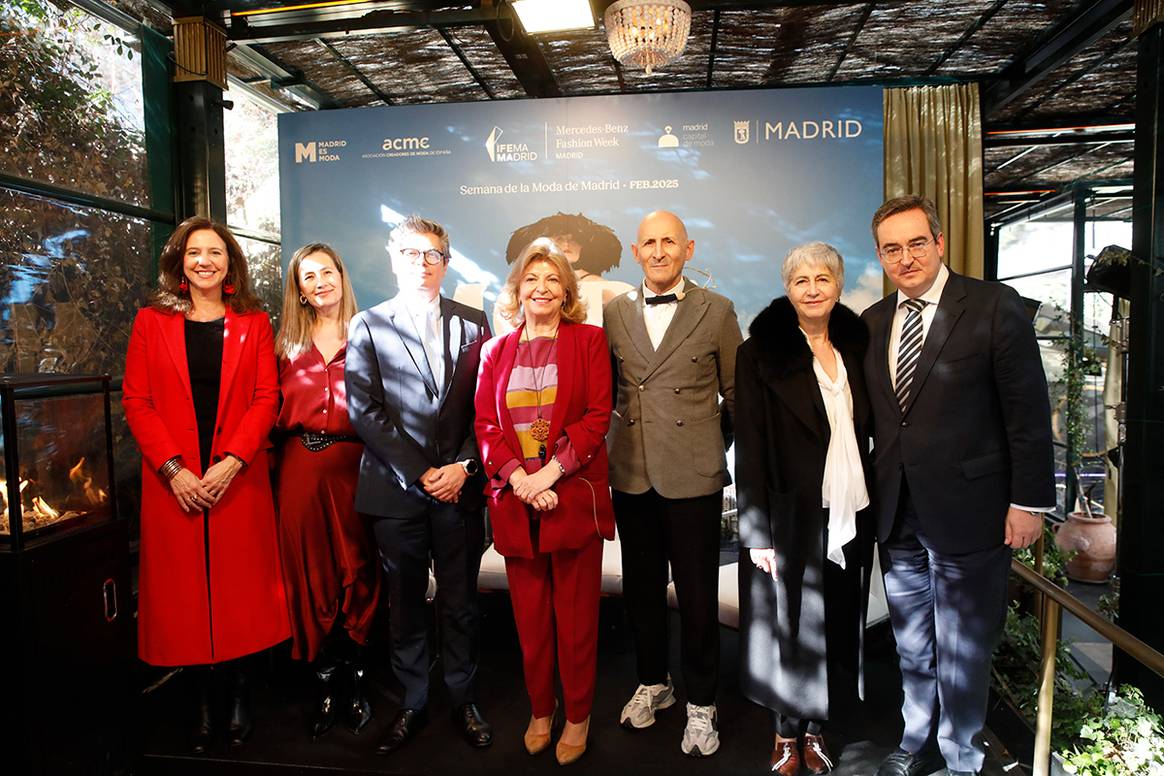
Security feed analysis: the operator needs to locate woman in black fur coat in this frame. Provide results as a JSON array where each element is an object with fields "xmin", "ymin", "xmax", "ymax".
[{"xmin": 735, "ymin": 242, "xmax": 875, "ymax": 776}]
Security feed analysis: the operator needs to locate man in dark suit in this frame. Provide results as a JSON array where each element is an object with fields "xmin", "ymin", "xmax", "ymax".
[
  {"xmin": 862, "ymin": 196, "xmax": 1055, "ymax": 776},
  {"xmin": 604, "ymin": 210, "xmax": 741, "ymax": 757},
  {"xmin": 346, "ymin": 215, "xmax": 493, "ymax": 756}
]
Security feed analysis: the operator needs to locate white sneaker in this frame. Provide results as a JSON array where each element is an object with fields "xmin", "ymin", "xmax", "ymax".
[
  {"xmin": 681, "ymin": 702, "xmax": 720, "ymax": 757},
  {"xmin": 618, "ymin": 678, "xmax": 676, "ymax": 729}
]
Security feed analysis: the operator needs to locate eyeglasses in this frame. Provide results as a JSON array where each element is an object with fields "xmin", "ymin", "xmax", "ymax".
[
  {"xmin": 397, "ymin": 247, "xmax": 447, "ymax": 265},
  {"xmin": 879, "ymin": 238, "xmax": 934, "ymax": 264}
]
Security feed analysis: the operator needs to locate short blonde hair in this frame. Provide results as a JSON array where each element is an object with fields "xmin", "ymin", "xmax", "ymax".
[
  {"xmin": 276, "ymin": 243, "xmax": 358, "ymax": 360},
  {"xmin": 496, "ymin": 238, "xmax": 587, "ymax": 325},
  {"xmin": 781, "ymin": 241, "xmax": 845, "ymax": 292}
]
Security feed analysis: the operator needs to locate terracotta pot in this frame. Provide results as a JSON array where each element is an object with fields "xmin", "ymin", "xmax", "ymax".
[{"xmin": 1054, "ymin": 511, "xmax": 1117, "ymax": 583}]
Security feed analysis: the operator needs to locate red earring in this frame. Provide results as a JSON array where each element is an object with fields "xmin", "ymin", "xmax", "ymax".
[
  {"xmin": 223, "ymin": 282, "xmax": 236, "ymax": 296},
  {"xmin": 178, "ymin": 277, "xmax": 188, "ymax": 293}
]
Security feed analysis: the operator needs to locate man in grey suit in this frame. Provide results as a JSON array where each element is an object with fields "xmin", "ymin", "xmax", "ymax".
[
  {"xmin": 346, "ymin": 215, "xmax": 493, "ymax": 756},
  {"xmin": 863, "ymin": 197, "xmax": 1054, "ymax": 776},
  {"xmin": 604, "ymin": 210, "xmax": 741, "ymax": 757}
]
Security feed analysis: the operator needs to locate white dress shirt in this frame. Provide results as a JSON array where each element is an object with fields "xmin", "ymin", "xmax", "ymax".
[
  {"xmin": 642, "ymin": 278, "xmax": 685, "ymax": 350},
  {"xmin": 400, "ymin": 293, "xmax": 443, "ymax": 389}
]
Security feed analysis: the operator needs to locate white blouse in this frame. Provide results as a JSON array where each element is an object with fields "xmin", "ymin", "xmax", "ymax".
[{"xmin": 809, "ymin": 340, "xmax": 870, "ymax": 568}]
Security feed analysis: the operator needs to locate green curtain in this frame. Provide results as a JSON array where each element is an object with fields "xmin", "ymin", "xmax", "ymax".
[{"xmin": 883, "ymin": 83, "xmax": 985, "ymax": 286}]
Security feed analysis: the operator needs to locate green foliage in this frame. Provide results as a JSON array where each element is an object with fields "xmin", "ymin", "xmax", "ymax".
[
  {"xmin": 1060, "ymin": 686, "xmax": 1164, "ymax": 776},
  {"xmin": 993, "ymin": 604, "xmax": 1100, "ymax": 751},
  {"xmin": 1015, "ymin": 523, "xmax": 1074, "ymax": 588}
]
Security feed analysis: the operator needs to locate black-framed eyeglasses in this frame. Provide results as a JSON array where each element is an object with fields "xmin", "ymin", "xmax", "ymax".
[
  {"xmin": 879, "ymin": 237, "xmax": 934, "ymax": 264},
  {"xmin": 398, "ymin": 247, "xmax": 447, "ymax": 265}
]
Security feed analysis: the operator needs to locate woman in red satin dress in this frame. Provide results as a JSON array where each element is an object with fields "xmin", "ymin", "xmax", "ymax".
[{"xmin": 274, "ymin": 243, "xmax": 381, "ymax": 739}]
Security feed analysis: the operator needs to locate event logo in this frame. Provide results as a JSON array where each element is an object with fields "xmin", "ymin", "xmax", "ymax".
[
  {"xmin": 734, "ymin": 121, "xmax": 750, "ymax": 144},
  {"xmin": 485, "ymin": 126, "xmax": 538, "ymax": 162},
  {"xmin": 294, "ymin": 139, "xmax": 346, "ymax": 163}
]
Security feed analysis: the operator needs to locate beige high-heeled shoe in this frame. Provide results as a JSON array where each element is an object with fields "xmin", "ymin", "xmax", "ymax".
[
  {"xmin": 524, "ymin": 704, "xmax": 557, "ymax": 755},
  {"xmin": 555, "ymin": 716, "xmax": 590, "ymax": 766}
]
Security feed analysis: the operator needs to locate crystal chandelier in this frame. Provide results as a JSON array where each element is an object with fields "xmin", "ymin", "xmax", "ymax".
[{"xmin": 604, "ymin": 0, "xmax": 692, "ymax": 76}]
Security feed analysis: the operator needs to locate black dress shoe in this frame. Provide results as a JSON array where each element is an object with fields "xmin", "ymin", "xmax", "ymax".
[
  {"xmin": 227, "ymin": 667, "xmax": 254, "ymax": 748},
  {"xmin": 347, "ymin": 664, "xmax": 374, "ymax": 735},
  {"xmin": 453, "ymin": 703, "xmax": 494, "ymax": 748},
  {"xmin": 876, "ymin": 749, "xmax": 946, "ymax": 776},
  {"xmin": 375, "ymin": 708, "xmax": 427, "ymax": 756}
]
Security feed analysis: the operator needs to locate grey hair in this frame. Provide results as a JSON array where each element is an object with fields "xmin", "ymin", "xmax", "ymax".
[
  {"xmin": 388, "ymin": 214, "xmax": 450, "ymax": 258},
  {"xmin": 781, "ymin": 241, "xmax": 845, "ymax": 291}
]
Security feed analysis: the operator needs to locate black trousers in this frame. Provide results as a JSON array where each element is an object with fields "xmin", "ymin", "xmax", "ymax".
[
  {"xmin": 372, "ymin": 499, "xmax": 485, "ymax": 710},
  {"xmin": 614, "ymin": 488, "xmax": 722, "ymax": 706}
]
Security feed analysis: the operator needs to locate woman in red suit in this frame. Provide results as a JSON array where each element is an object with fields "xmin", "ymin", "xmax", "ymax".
[
  {"xmin": 474, "ymin": 238, "xmax": 613, "ymax": 766},
  {"xmin": 273, "ymin": 243, "xmax": 380, "ymax": 738},
  {"xmin": 122, "ymin": 217, "xmax": 289, "ymax": 754}
]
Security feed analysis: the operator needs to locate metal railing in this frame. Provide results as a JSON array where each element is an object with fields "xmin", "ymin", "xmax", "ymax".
[{"xmin": 1010, "ymin": 548, "xmax": 1164, "ymax": 776}]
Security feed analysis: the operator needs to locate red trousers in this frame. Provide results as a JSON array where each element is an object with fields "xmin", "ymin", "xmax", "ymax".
[{"xmin": 504, "ymin": 537, "xmax": 603, "ymax": 724}]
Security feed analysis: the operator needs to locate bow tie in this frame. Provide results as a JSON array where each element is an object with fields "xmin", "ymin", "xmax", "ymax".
[{"xmin": 645, "ymin": 293, "xmax": 679, "ymax": 306}]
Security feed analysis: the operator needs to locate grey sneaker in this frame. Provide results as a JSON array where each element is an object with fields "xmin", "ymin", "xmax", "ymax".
[
  {"xmin": 618, "ymin": 678, "xmax": 676, "ymax": 729},
  {"xmin": 680, "ymin": 702, "xmax": 720, "ymax": 756}
]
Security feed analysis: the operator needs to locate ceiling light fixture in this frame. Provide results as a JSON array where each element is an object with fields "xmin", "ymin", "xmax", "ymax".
[
  {"xmin": 604, "ymin": 0, "xmax": 692, "ymax": 75},
  {"xmin": 511, "ymin": 0, "xmax": 594, "ymax": 34}
]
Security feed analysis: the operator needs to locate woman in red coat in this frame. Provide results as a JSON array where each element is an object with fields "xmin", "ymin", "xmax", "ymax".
[
  {"xmin": 273, "ymin": 243, "xmax": 381, "ymax": 738},
  {"xmin": 474, "ymin": 238, "xmax": 614, "ymax": 766},
  {"xmin": 122, "ymin": 217, "xmax": 289, "ymax": 754}
]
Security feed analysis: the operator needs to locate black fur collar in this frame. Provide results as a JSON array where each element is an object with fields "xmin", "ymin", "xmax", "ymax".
[{"xmin": 747, "ymin": 296, "xmax": 869, "ymax": 377}]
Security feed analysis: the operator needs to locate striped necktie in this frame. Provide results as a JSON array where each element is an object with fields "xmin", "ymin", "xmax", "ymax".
[{"xmin": 895, "ymin": 298, "xmax": 927, "ymax": 410}]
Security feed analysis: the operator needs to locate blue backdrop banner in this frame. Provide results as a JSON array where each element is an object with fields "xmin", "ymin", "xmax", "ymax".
[{"xmin": 278, "ymin": 86, "xmax": 884, "ymax": 329}]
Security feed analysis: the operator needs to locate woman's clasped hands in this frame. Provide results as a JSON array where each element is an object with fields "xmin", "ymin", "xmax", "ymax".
[
  {"xmin": 509, "ymin": 464, "xmax": 562, "ymax": 512},
  {"xmin": 169, "ymin": 456, "xmax": 243, "ymax": 513}
]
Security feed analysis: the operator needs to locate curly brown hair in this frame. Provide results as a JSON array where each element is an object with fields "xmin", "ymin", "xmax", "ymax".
[{"xmin": 151, "ymin": 217, "xmax": 264, "ymax": 314}]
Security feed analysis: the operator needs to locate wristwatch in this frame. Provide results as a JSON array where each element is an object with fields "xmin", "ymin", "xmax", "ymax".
[{"xmin": 459, "ymin": 458, "xmax": 480, "ymax": 476}]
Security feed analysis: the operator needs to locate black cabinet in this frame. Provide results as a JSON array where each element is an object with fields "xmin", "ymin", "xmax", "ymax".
[{"xmin": 0, "ymin": 375, "xmax": 131, "ymax": 775}]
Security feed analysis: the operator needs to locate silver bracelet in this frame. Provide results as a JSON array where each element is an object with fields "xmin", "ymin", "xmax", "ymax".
[{"xmin": 159, "ymin": 456, "xmax": 184, "ymax": 480}]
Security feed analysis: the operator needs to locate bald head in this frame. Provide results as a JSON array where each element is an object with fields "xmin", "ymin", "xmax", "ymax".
[
  {"xmin": 637, "ymin": 210, "xmax": 689, "ymax": 244},
  {"xmin": 632, "ymin": 210, "xmax": 695, "ymax": 294}
]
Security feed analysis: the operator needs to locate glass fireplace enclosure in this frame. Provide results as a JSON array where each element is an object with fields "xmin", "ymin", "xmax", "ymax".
[{"xmin": 0, "ymin": 374, "xmax": 132, "ymax": 775}]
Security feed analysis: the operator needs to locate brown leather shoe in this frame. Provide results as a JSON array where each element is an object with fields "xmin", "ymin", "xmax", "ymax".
[
  {"xmin": 802, "ymin": 733, "xmax": 835, "ymax": 774},
  {"xmin": 770, "ymin": 736, "xmax": 800, "ymax": 776}
]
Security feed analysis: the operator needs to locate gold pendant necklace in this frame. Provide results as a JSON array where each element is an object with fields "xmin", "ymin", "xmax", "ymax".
[{"xmin": 525, "ymin": 325, "xmax": 559, "ymax": 444}]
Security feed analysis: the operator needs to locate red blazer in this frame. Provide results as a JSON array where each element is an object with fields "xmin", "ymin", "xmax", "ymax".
[
  {"xmin": 122, "ymin": 306, "xmax": 289, "ymax": 666},
  {"xmin": 475, "ymin": 321, "xmax": 614, "ymax": 558}
]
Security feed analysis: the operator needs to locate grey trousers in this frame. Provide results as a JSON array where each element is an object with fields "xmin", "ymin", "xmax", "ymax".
[{"xmin": 880, "ymin": 497, "xmax": 1010, "ymax": 773}]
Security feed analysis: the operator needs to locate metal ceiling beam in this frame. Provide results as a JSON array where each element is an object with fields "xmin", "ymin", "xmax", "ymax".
[
  {"xmin": 706, "ymin": 9, "xmax": 720, "ymax": 89},
  {"xmin": 241, "ymin": 42, "xmax": 342, "ymax": 108},
  {"xmin": 1010, "ymin": 34, "xmax": 1137, "ymax": 122},
  {"xmin": 924, "ymin": 0, "xmax": 1008, "ymax": 77},
  {"xmin": 316, "ymin": 39, "xmax": 395, "ymax": 104},
  {"xmin": 986, "ymin": 132, "xmax": 1135, "ymax": 148},
  {"xmin": 482, "ymin": 1, "xmax": 561, "ymax": 98},
  {"xmin": 827, "ymin": 3, "xmax": 872, "ymax": 82},
  {"xmin": 228, "ymin": 7, "xmax": 492, "ymax": 44},
  {"xmin": 438, "ymin": 27, "xmax": 496, "ymax": 99},
  {"xmin": 982, "ymin": 0, "xmax": 1133, "ymax": 115}
]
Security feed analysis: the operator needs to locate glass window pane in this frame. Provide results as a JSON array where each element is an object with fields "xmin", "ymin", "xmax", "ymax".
[
  {"xmin": 236, "ymin": 236, "xmax": 283, "ymax": 329},
  {"xmin": 0, "ymin": 188, "xmax": 153, "ymax": 376},
  {"xmin": 997, "ymin": 220, "xmax": 1073, "ymax": 279},
  {"xmin": 1002, "ymin": 269, "xmax": 1071, "ymax": 339},
  {"xmin": 225, "ymin": 86, "xmax": 281, "ymax": 237},
  {"xmin": 0, "ymin": 3, "xmax": 148, "ymax": 206}
]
